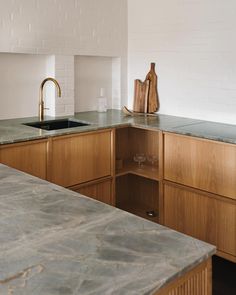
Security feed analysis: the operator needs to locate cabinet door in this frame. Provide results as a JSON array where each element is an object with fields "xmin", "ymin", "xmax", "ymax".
[
  {"xmin": 164, "ymin": 184, "xmax": 236, "ymax": 259},
  {"xmin": 70, "ymin": 179, "xmax": 113, "ymax": 205},
  {"xmin": 217, "ymin": 201, "xmax": 236, "ymax": 258},
  {"xmin": 0, "ymin": 140, "xmax": 47, "ymax": 179},
  {"xmin": 49, "ymin": 130, "xmax": 112, "ymax": 187},
  {"xmin": 164, "ymin": 133, "xmax": 236, "ymax": 199}
]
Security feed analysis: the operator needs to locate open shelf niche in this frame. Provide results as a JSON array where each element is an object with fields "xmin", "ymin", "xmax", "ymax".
[
  {"xmin": 74, "ymin": 55, "xmax": 121, "ymax": 112},
  {"xmin": 115, "ymin": 127, "xmax": 161, "ymax": 180},
  {"xmin": 116, "ymin": 174, "xmax": 159, "ymax": 223},
  {"xmin": 115, "ymin": 127, "xmax": 162, "ymax": 223}
]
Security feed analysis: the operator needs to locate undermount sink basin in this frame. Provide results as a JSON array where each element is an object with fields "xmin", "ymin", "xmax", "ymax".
[{"xmin": 23, "ymin": 119, "xmax": 90, "ymax": 131}]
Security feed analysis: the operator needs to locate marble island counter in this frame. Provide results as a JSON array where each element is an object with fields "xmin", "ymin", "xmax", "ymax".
[
  {"xmin": 1, "ymin": 109, "xmax": 236, "ymax": 145},
  {"xmin": 0, "ymin": 164, "xmax": 215, "ymax": 295}
]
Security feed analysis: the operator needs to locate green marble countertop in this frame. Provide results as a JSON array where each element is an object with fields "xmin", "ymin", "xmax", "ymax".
[
  {"xmin": 1, "ymin": 109, "xmax": 236, "ymax": 144},
  {"xmin": 0, "ymin": 164, "xmax": 215, "ymax": 294}
]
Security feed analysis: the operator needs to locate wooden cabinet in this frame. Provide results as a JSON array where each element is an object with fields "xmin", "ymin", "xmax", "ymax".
[
  {"xmin": 48, "ymin": 130, "xmax": 112, "ymax": 187},
  {"xmin": 115, "ymin": 127, "xmax": 162, "ymax": 222},
  {"xmin": 0, "ymin": 139, "xmax": 47, "ymax": 179},
  {"xmin": 164, "ymin": 133, "xmax": 236, "ymax": 200},
  {"xmin": 116, "ymin": 127, "xmax": 161, "ymax": 181},
  {"xmin": 163, "ymin": 183, "xmax": 236, "ymax": 262},
  {"xmin": 0, "ymin": 129, "xmax": 113, "ymax": 206},
  {"xmin": 155, "ymin": 259, "xmax": 212, "ymax": 295},
  {"xmin": 163, "ymin": 132, "xmax": 236, "ymax": 262},
  {"xmin": 116, "ymin": 174, "xmax": 159, "ymax": 222},
  {"xmin": 69, "ymin": 178, "xmax": 113, "ymax": 205}
]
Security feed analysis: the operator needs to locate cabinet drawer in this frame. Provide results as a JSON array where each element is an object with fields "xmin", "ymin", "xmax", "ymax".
[
  {"xmin": 49, "ymin": 130, "xmax": 112, "ymax": 187},
  {"xmin": 70, "ymin": 178, "xmax": 113, "ymax": 205},
  {"xmin": 0, "ymin": 140, "xmax": 47, "ymax": 179},
  {"xmin": 164, "ymin": 133, "xmax": 236, "ymax": 199},
  {"xmin": 163, "ymin": 183, "xmax": 236, "ymax": 259}
]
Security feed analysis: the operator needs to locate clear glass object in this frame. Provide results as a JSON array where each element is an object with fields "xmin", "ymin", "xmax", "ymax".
[
  {"xmin": 133, "ymin": 153, "xmax": 146, "ymax": 168},
  {"xmin": 147, "ymin": 155, "xmax": 158, "ymax": 168},
  {"xmin": 97, "ymin": 88, "xmax": 107, "ymax": 112},
  {"xmin": 147, "ymin": 155, "xmax": 158, "ymax": 170}
]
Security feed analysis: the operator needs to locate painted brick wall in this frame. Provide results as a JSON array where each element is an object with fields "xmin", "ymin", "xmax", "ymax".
[
  {"xmin": 0, "ymin": 0, "xmax": 127, "ymax": 56},
  {"xmin": 0, "ymin": 0, "xmax": 127, "ymax": 118},
  {"xmin": 128, "ymin": 0, "xmax": 236, "ymax": 124},
  {"xmin": 54, "ymin": 55, "xmax": 75, "ymax": 116}
]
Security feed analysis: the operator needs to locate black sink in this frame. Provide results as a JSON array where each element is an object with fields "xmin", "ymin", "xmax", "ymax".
[{"xmin": 23, "ymin": 119, "xmax": 90, "ymax": 131}]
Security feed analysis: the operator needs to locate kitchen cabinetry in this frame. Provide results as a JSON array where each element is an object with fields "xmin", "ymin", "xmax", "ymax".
[
  {"xmin": 156, "ymin": 259, "xmax": 212, "ymax": 295},
  {"xmin": 164, "ymin": 133, "xmax": 236, "ymax": 199},
  {"xmin": 163, "ymin": 132, "xmax": 236, "ymax": 262},
  {"xmin": 0, "ymin": 139, "xmax": 47, "ymax": 179},
  {"xmin": 164, "ymin": 183, "xmax": 236, "ymax": 259},
  {"xmin": 115, "ymin": 127, "xmax": 162, "ymax": 222},
  {"xmin": 1, "ymin": 120, "xmax": 235, "ymax": 263},
  {"xmin": 69, "ymin": 178, "xmax": 113, "ymax": 205},
  {"xmin": 0, "ymin": 129, "xmax": 113, "ymax": 205},
  {"xmin": 116, "ymin": 174, "xmax": 159, "ymax": 222},
  {"xmin": 48, "ymin": 130, "xmax": 112, "ymax": 187}
]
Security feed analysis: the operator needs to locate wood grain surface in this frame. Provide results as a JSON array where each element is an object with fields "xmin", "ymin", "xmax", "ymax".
[
  {"xmin": 133, "ymin": 79, "xmax": 149, "ymax": 112},
  {"xmin": 69, "ymin": 178, "xmax": 112, "ymax": 205},
  {"xmin": 164, "ymin": 132, "xmax": 236, "ymax": 200},
  {"xmin": 0, "ymin": 139, "xmax": 48, "ymax": 179},
  {"xmin": 145, "ymin": 63, "xmax": 159, "ymax": 113},
  {"xmin": 133, "ymin": 63, "xmax": 160, "ymax": 114},
  {"xmin": 155, "ymin": 259, "xmax": 212, "ymax": 295},
  {"xmin": 163, "ymin": 183, "xmax": 236, "ymax": 260},
  {"xmin": 48, "ymin": 130, "xmax": 112, "ymax": 187}
]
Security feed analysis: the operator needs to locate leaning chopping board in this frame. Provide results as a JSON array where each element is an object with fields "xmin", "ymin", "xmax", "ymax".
[
  {"xmin": 133, "ymin": 63, "xmax": 160, "ymax": 114},
  {"xmin": 133, "ymin": 79, "xmax": 150, "ymax": 113},
  {"xmin": 145, "ymin": 63, "xmax": 160, "ymax": 113}
]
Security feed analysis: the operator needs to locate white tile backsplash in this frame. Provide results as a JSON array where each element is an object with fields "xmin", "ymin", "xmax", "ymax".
[{"xmin": 0, "ymin": 0, "xmax": 127, "ymax": 119}]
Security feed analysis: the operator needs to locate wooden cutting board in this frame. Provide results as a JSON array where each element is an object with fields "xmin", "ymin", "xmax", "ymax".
[
  {"xmin": 145, "ymin": 63, "xmax": 159, "ymax": 113},
  {"xmin": 133, "ymin": 79, "xmax": 150, "ymax": 113},
  {"xmin": 133, "ymin": 63, "xmax": 159, "ymax": 114}
]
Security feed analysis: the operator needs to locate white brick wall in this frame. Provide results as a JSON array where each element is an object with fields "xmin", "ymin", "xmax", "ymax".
[
  {"xmin": 0, "ymin": 0, "xmax": 127, "ymax": 118},
  {"xmin": 0, "ymin": 0, "xmax": 127, "ymax": 56},
  {"xmin": 43, "ymin": 55, "xmax": 75, "ymax": 117},
  {"xmin": 54, "ymin": 55, "xmax": 74, "ymax": 116},
  {"xmin": 128, "ymin": 0, "xmax": 236, "ymax": 124}
]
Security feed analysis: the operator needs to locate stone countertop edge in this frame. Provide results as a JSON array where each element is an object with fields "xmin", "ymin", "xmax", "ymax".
[
  {"xmin": 0, "ymin": 163, "xmax": 216, "ymax": 295},
  {"xmin": 1, "ymin": 109, "xmax": 236, "ymax": 145}
]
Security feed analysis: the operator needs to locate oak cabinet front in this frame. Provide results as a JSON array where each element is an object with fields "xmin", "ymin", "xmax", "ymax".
[
  {"xmin": 164, "ymin": 183, "xmax": 236, "ymax": 261},
  {"xmin": 69, "ymin": 178, "xmax": 113, "ymax": 205},
  {"xmin": 0, "ymin": 140, "xmax": 48, "ymax": 179},
  {"xmin": 49, "ymin": 130, "xmax": 112, "ymax": 187},
  {"xmin": 154, "ymin": 131, "xmax": 236, "ymax": 263},
  {"xmin": 164, "ymin": 133, "xmax": 236, "ymax": 200}
]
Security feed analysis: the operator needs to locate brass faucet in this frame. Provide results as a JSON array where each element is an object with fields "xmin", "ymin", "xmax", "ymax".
[{"xmin": 39, "ymin": 77, "xmax": 61, "ymax": 121}]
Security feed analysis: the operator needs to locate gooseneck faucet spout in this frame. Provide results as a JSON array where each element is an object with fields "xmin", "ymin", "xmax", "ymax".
[{"xmin": 39, "ymin": 77, "xmax": 61, "ymax": 121}]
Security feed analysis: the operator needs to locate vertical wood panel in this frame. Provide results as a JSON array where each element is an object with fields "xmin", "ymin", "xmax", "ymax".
[
  {"xmin": 49, "ymin": 130, "xmax": 112, "ymax": 187},
  {"xmin": 155, "ymin": 259, "xmax": 212, "ymax": 295},
  {"xmin": 217, "ymin": 201, "xmax": 236, "ymax": 255},
  {"xmin": 0, "ymin": 140, "xmax": 47, "ymax": 179},
  {"xmin": 163, "ymin": 183, "xmax": 236, "ymax": 259},
  {"xmin": 164, "ymin": 133, "xmax": 236, "ymax": 200},
  {"xmin": 70, "ymin": 178, "xmax": 112, "ymax": 205}
]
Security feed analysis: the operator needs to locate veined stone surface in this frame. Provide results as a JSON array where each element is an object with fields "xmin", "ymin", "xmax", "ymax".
[
  {"xmin": 2, "ymin": 109, "xmax": 236, "ymax": 145},
  {"xmin": 0, "ymin": 164, "xmax": 215, "ymax": 295}
]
